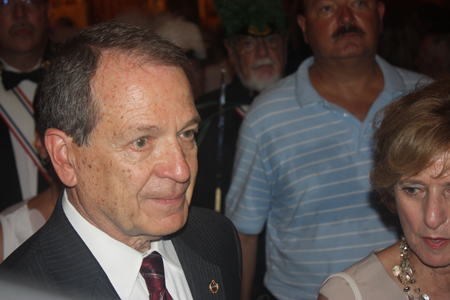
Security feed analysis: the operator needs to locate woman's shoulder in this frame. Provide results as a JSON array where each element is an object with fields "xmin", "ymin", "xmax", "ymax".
[{"xmin": 319, "ymin": 248, "xmax": 405, "ymax": 300}]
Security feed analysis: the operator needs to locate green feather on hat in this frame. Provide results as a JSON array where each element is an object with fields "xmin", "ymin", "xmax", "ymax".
[{"xmin": 213, "ymin": 0, "xmax": 287, "ymax": 38}]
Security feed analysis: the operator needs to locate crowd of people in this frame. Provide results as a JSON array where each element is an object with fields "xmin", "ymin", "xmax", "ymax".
[{"xmin": 0, "ymin": 0, "xmax": 449, "ymax": 299}]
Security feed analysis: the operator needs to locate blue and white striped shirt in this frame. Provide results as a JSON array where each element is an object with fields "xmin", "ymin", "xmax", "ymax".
[{"xmin": 225, "ymin": 56, "xmax": 428, "ymax": 300}]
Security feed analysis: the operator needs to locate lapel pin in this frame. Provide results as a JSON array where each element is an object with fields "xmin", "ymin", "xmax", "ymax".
[{"xmin": 209, "ymin": 280, "xmax": 219, "ymax": 294}]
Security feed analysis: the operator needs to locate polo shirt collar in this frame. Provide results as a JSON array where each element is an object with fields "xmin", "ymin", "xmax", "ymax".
[
  {"xmin": 294, "ymin": 55, "xmax": 408, "ymax": 108},
  {"xmin": 295, "ymin": 56, "xmax": 317, "ymax": 107},
  {"xmin": 375, "ymin": 55, "xmax": 406, "ymax": 94},
  {"xmin": 373, "ymin": 55, "xmax": 409, "ymax": 110}
]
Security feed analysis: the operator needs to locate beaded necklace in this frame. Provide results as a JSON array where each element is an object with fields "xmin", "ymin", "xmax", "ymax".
[{"xmin": 392, "ymin": 236, "xmax": 429, "ymax": 300}]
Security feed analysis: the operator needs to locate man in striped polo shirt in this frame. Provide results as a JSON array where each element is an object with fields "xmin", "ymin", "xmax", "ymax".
[{"xmin": 225, "ymin": 0, "xmax": 428, "ymax": 299}]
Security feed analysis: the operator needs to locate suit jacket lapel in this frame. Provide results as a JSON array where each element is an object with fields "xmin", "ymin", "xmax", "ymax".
[
  {"xmin": 171, "ymin": 205, "xmax": 242, "ymax": 300},
  {"xmin": 40, "ymin": 195, "xmax": 120, "ymax": 300},
  {"xmin": 173, "ymin": 234, "xmax": 226, "ymax": 300}
]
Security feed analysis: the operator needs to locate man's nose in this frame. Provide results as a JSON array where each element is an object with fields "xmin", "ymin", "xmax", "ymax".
[
  {"xmin": 12, "ymin": 1, "xmax": 26, "ymax": 18},
  {"xmin": 338, "ymin": 5, "xmax": 355, "ymax": 25},
  {"xmin": 155, "ymin": 139, "xmax": 191, "ymax": 183},
  {"xmin": 254, "ymin": 38, "xmax": 270, "ymax": 58}
]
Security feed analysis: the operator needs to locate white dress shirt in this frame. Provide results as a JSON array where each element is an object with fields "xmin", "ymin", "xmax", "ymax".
[{"xmin": 62, "ymin": 190, "xmax": 193, "ymax": 300}]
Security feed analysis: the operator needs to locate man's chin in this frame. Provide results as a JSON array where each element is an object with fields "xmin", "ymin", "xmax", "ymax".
[
  {"xmin": 243, "ymin": 74, "xmax": 281, "ymax": 92},
  {"xmin": 159, "ymin": 213, "xmax": 189, "ymax": 237}
]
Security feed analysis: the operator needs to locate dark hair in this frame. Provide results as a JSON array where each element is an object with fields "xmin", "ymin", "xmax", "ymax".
[
  {"xmin": 371, "ymin": 77, "xmax": 450, "ymax": 213},
  {"xmin": 38, "ymin": 21, "xmax": 190, "ymax": 146},
  {"xmin": 297, "ymin": 0, "xmax": 305, "ymax": 15}
]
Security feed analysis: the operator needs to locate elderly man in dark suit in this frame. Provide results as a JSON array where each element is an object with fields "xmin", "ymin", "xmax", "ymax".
[{"xmin": 0, "ymin": 21, "xmax": 242, "ymax": 300}]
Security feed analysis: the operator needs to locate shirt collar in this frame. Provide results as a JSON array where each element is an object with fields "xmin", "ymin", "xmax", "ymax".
[
  {"xmin": 62, "ymin": 190, "xmax": 183, "ymax": 300},
  {"xmin": 294, "ymin": 56, "xmax": 318, "ymax": 107},
  {"xmin": 294, "ymin": 55, "xmax": 408, "ymax": 108},
  {"xmin": 0, "ymin": 57, "xmax": 42, "ymax": 73},
  {"xmin": 147, "ymin": 238, "xmax": 184, "ymax": 272},
  {"xmin": 373, "ymin": 55, "xmax": 408, "ymax": 108}
]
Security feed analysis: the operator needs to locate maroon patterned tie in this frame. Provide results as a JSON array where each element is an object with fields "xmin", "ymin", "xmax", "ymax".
[{"xmin": 140, "ymin": 251, "xmax": 173, "ymax": 300}]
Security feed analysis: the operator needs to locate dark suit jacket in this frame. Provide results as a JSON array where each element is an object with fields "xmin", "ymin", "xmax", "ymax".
[{"xmin": 0, "ymin": 195, "xmax": 242, "ymax": 299}]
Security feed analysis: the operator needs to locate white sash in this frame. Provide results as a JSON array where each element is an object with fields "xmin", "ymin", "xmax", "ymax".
[
  {"xmin": 0, "ymin": 85, "xmax": 50, "ymax": 185},
  {"xmin": 234, "ymin": 104, "xmax": 249, "ymax": 119}
]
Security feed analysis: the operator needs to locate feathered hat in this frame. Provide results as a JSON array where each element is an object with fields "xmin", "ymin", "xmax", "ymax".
[{"xmin": 213, "ymin": 0, "xmax": 287, "ymax": 38}]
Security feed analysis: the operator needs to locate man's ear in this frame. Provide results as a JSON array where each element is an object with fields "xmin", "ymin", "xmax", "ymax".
[
  {"xmin": 297, "ymin": 15, "xmax": 309, "ymax": 44},
  {"xmin": 378, "ymin": 1, "xmax": 385, "ymax": 21},
  {"xmin": 45, "ymin": 128, "xmax": 77, "ymax": 188}
]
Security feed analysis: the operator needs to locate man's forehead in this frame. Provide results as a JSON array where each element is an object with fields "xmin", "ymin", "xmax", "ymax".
[
  {"xmin": 91, "ymin": 55, "xmax": 193, "ymax": 116},
  {"xmin": 303, "ymin": 0, "xmax": 378, "ymax": 9},
  {"xmin": 301, "ymin": 0, "xmax": 329, "ymax": 14},
  {"xmin": 93, "ymin": 53, "xmax": 180, "ymax": 91},
  {"xmin": 96, "ymin": 50, "xmax": 142, "ymax": 73}
]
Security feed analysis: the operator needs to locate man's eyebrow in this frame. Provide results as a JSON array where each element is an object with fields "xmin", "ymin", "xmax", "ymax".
[
  {"xmin": 112, "ymin": 125, "xmax": 160, "ymax": 143},
  {"xmin": 133, "ymin": 125, "xmax": 161, "ymax": 133},
  {"xmin": 186, "ymin": 116, "xmax": 202, "ymax": 128},
  {"xmin": 130, "ymin": 116, "xmax": 201, "ymax": 135}
]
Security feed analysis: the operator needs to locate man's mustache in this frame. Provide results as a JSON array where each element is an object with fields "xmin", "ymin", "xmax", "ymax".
[
  {"xmin": 9, "ymin": 21, "xmax": 35, "ymax": 35},
  {"xmin": 332, "ymin": 25, "xmax": 365, "ymax": 39},
  {"xmin": 251, "ymin": 58, "xmax": 276, "ymax": 70}
]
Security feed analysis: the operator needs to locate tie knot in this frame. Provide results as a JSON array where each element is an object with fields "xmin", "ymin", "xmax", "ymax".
[{"xmin": 141, "ymin": 251, "xmax": 164, "ymax": 278}]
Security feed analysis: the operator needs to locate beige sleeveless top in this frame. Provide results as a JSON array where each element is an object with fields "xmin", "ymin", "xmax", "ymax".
[{"xmin": 319, "ymin": 250, "xmax": 411, "ymax": 300}]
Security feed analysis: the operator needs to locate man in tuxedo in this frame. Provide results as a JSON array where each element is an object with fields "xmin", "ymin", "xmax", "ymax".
[
  {"xmin": 0, "ymin": 21, "xmax": 242, "ymax": 300},
  {"xmin": 0, "ymin": 0, "xmax": 52, "ymax": 211}
]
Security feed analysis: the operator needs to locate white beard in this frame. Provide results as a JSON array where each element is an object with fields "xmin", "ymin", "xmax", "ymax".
[
  {"xmin": 239, "ymin": 71, "xmax": 281, "ymax": 92},
  {"xmin": 238, "ymin": 58, "xmax": 282, "ymax": 92}
]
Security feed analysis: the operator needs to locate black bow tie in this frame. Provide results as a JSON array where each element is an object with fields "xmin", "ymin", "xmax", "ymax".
[{"xmin": 1, "ymin": 68, "xmax": 44, "ymax": 91}]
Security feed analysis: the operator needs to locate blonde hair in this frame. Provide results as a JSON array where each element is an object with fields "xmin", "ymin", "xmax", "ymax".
[{"xmin": 371, "ymin": 77, "xmax": 450, "ymax": 213}]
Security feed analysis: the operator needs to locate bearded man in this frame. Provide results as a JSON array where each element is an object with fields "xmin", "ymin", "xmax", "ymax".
[{"xmin": 192, "ymin": 0, "xmax": 288, "ymax": 212}]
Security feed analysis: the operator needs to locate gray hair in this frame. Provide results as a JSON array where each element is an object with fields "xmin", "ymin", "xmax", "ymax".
[{"xmin": 38, "ymin": 21, "xmax": 190, "ymax": 146}]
